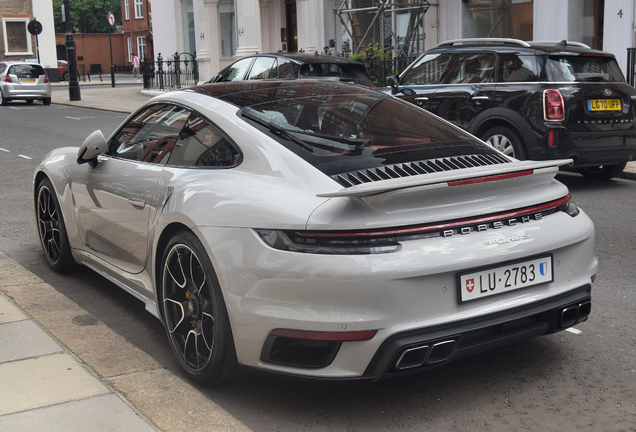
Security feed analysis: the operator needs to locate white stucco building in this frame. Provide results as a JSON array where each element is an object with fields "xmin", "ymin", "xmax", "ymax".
[{"xmin": 151, "ymin": 0, "xmax": 636, "ymax": 83}]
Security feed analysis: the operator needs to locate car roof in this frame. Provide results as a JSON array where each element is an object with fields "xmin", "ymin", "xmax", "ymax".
[
  {"xmin": 190, "ymin": 79, "xmax": 380, "ymax": 107},
  {"xmin": 429, "ymin": 38, "xmax": 612, "ymax": 57},
  {"xmin": 236, "ymin": 52, "xmax": 366, "ymax": 66}
]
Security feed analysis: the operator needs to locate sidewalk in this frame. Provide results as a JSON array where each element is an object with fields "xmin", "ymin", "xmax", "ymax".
[{"xmin": 0, "ymin": 253, "xmax": 251, "ymax": 432}]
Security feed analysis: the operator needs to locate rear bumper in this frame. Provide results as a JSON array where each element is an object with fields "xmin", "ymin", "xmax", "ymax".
[
  {"xmin": 363, "ymin": 286, "xmax": 591, "ymax": 379},
  {"xmin": 2, "ymin": 86, "xmax": 51, "ymax": 99},
  {"xmin": 528, "ymin": 126, "xmax": 636, "ymax": 166}
]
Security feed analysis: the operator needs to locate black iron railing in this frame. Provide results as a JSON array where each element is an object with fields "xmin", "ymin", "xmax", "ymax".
[
  {"xmin": 142, "ymin": 52, "xmax": 199, "ymax": 91},
  {"xmin": 365, "ymin": 57, "xmax": 417, "ymax": 87}
]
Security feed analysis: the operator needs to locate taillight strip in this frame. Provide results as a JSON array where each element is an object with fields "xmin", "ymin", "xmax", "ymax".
[
  {"xmin": 448, "ymin": 170, "xmax": 533, "ymax": 186},
  {"xmin": 270, "ymin": 329, "xmax": 378, "ymax": 341},
  {"xmin": 297, "ymin": 195, "xmax": 571, "ymax": 239}
]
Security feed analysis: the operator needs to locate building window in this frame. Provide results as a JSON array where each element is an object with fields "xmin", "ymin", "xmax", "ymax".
[
  {"xmin": 125, "ymin": 0, "xmax": 130, "ymax": 20},
  {"xmin": 127, "ymin": 37, "xmax": 133, "ymax": 62},
  {"xmin": 135, "ymin": 0, "xmax": 143, "ymax": 19},
  {"xmin": 220, "ymin": 0, "xmax": 236, "ymax": 58},
  {"xmin": 462, "ymin": 0, "xmax": 533, "ymax": 41},
  {"xmin": 2, "ymin": 17, "xmax": 33, "ymax": 56},
  {"xmin": 137, "ymin": 36, "xmax": 146, "ymax": 60}
]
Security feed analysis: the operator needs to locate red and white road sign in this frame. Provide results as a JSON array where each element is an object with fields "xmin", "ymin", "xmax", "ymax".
[{"xmin": 107, "ymin": 12, "xmax": 115, "ymax": 27}]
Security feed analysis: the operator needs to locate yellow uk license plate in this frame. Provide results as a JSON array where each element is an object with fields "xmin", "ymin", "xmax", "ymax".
[
  {"xmin": 21, "ymin": 78, "xmax": 36, "ymax": 83},
  {"xmin": 587, "ymin": 99, "xmax": 621, "ymax": 111}
]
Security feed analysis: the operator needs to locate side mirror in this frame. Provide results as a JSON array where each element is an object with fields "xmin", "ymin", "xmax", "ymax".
[
  {"xmin": 387, "ymin": 75, "xmax": 400, "ymax": 95},
  {"xmin": 77, "ymin": 130, "xmax": 107, "ymax": 167}
]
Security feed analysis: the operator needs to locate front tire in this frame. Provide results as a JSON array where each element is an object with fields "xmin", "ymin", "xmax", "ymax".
[
  {"xmin": 160, "ymin": 231, "xmax": 240, "ymax": 384},
  {"xmin": 482, "ymin": 126, "xmax": 526, "ymax": 159},
  {"xmin": 577, "ymin": 162, "xmax": 627, "ymax": 180},
  {"xmin": 36, "ymin": 178, "xmax": 76, "ymax": 272}
]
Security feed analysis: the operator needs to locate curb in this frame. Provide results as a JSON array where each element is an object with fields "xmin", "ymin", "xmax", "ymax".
[{"xmin": 0, "ymin": 252, "xmax": 251, "ymax": 432}]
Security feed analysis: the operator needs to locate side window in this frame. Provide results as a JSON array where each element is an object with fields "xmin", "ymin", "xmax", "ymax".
[
  {"xmin": 444, "ymin": 53, "xmax": 496, "ymax": 84},
  {"xmin": 278, "ymin": 58, "xmax": 299, "ymax": 79},
  {"xmin": 107, "ymin": 104, "xmax": 190, "ymax": 164},
  {"xmin": 248, "ymin": 57, "xmax": 277, "ymax": 79},
  {"xmin": 221, "ymin": 58, "xmax": 253, "ymax": 81},
  {"xmin": 167, "ymin": 114, "xmax": 242, "ymax": 167},
  {"xmin": 497, "ymin": 54, "xmax": 538, "ymax": 82},
  {"xmin": 401, "ymin": 53, "xmax": 453, "ymax": 85}
]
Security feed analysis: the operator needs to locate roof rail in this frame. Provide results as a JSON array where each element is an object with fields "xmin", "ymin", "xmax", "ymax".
[
  {"xmin": 531, "ymin": 40, "xmax": 591, "ymax": 49},
  {"xmin": 435, "ymin": 38, "xmax": 531, "ymax": 48}
]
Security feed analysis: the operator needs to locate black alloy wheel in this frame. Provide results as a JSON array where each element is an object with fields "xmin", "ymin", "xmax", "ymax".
[
  {"xmin": 577, "ymin": 162, "xmax": 627, "ymax": 181},
  {"xmin": 36, "ymin": 178, "xmax": 75, "ymax": 272},
  {"xmin": 482, "ymin": 126, "xmax": 527, "ymax": 159},
  {"xmin": 161, "ymin": 231, "xmax": 239, "ymax": 384}
]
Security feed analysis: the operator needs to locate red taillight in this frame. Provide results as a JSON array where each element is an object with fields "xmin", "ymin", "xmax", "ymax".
[
  {"xmin": 2, "ymin": 75, "xmax": 11, "ymax": 83},
  {"xmin": 544, "ymin": 89, "xmax": 565, "ymax": 121},
  {"xmin": 44, "ymin": 74, "xmax": 50, "ymax": 83}
]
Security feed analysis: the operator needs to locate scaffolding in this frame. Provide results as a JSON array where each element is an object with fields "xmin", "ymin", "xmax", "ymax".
[{"xmin": 335, "ymin": 0, "xmax": 432, "ymax": 58}]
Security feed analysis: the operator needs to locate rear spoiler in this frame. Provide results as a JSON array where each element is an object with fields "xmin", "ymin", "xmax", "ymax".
[{"xmin": 317, "ymin": 159, "xmax": 573, "ymax": 198}]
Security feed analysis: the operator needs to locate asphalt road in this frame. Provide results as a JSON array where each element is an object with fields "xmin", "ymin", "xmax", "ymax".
[{"xmin": 1, "ymin": 103, "xmax": 635, "ymax": 431}]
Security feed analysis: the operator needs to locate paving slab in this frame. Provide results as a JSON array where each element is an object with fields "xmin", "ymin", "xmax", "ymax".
[
  {"xmin": 0, "ymin": 295, "xmax": 27, "ymax": 324},
  {"xmin": 0, "ymin": 319, "xmax": 62, "ymax": 363},
  {"xmin": 0, "ymin": 353, "xmax": 109, "ymax": 415},
  {"xmin": 0, "ymin": 394, "xmax": 156, "ymax": 432}
]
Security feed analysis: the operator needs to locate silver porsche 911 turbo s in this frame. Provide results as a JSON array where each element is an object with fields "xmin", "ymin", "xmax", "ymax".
[{"xmin": 34, "ymin": 80, "xmax": 597, "ymax": 384}]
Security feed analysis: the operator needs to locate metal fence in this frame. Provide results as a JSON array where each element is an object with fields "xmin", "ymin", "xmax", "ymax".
[
  {"xmin": 142, "ymin": 52, "xmax": 199, "ymax": 91},
  {"xmin": 365, "ymin": 56, "xmax": 418, "ymax": 87}
]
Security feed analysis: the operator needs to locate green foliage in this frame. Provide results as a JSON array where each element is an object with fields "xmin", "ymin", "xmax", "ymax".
[
  {"xmin": 53, "ymin": 0, "xmax": 123, "ymax": 33},
  {"xmin": 349, "ymin": 44, "xmax": 394, "ymax": 87}
]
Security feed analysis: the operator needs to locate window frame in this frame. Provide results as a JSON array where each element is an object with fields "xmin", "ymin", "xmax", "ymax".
[
  {"xmin": 136, "ymin": 36, "xmax": 146, "ymax": 61},
  {"xmin": 2, "ymin": 17, "xmax": 33, "ymax": 56},
  {"xmin": 127, "ymin": 37, "xmax": 133, "ymax": 63},
  {"xmin": 134, "ymin": 0, "xmax": 144, "ymax": 19},
  {"xmin": 124, "ymin": 0, "xmax": 130, "ymax": 20}
]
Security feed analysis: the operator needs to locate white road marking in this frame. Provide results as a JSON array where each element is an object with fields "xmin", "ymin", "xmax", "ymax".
[
  {"xmin": 10, "ymin": 107, "xmax": 36, "ymax": 110},
  {"xmin": 18, "ymin": 155, "xmax": 32, "ymax": 160},
  {"xmin": 66, "ymin": 116, "xmax": 96, "ymax": 120},
  {"xmin": 0, "ymin": 148, "xmax": 9, "ymax": 152},
  {"xmin": 565, "ymin": 327, "xmax": 582, "ymax": 335}
]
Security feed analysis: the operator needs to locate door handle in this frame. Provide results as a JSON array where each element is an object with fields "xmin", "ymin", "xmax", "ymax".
[
  {"xmin": 128, "ymin": 198, "xmax": 146, "ymax": 209},
  {"xmin": 415, "ymin": 97, "xmax": 429, "ymax": 101},
  {"xmin": 472, "ymin": 95, "xmax": 490, "ymax": 100}
]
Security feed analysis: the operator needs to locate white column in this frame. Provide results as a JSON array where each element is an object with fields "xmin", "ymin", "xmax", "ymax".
[
  {"xmin": 533, "ymin": 0, "xmax": 569, "ymax": 42},
  {"xmin": 197, "ymin": 0, "xmax": 223, "ymax": 82},
  {"xmin": 296, "ymin": 0, "xmax": 317, "ymax": 53},
  {"xmin": 602, "ymin": 0, "xmax": 634, "ymax": 73},
  {"xmin": 236, "ymin": 0, "xmax": 263, "ymax": 56}
]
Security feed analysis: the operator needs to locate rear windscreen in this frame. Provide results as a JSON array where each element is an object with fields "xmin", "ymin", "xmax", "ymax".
[
  {"xmin": 8, "ymin": 64, "xmax": 46, "ymax": 77},
  {"xmin": 238, "ymin": 92, "xmax": 502, "ymax": 176},
  {"xmin": 546, "ymin": 56, "xmax": 625, "ymax": 83}
]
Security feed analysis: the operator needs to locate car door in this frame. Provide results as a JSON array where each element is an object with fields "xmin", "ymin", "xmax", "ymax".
[
  {"xmin": 426, "ymin": 52, "xmax": 497, "ymax": 130},
  {"xmin": 396, "ymin": 52, "xmax": 454, "ymax": 110},
  {"xmin": 71, "ymin": 104, "xmax": 190, "ymax": 273}
]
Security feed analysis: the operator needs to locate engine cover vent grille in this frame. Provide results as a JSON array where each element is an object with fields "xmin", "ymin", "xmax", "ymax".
[{"xmin": 332, "ymin": 154, "xmax": 511, "ymax": 188}]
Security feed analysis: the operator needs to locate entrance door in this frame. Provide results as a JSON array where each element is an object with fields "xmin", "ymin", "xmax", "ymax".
[{"xmin": 285, "ymin": 0, "xmax": 297, "ymax": 52}]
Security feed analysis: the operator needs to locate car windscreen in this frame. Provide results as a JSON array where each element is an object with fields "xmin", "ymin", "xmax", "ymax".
[
  {"xmin": 8, "ymin": 64, "xmax": 46, "ymax": 78},
  {"xmin": 545, "ymin": 55, "xmax": 625, "ymax": 82},
  {"xmin": 238, "ymin": 93, "xmax": 502, "ymax": 176}
]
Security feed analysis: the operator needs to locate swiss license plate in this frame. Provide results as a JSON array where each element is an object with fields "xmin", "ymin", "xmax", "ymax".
[
  {"xmin": 587, "ymin": 99, "xmax": 621, "ymax": 111},
  {"xmin": 21, "ymin": 78, "xmax": 36, "ymax": 83},
  {"xmin": 458, "ymin": 255, "xmax": 553, "ymax": 302}
]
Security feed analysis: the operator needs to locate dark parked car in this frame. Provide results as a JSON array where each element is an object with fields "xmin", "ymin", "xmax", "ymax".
[
  {"xmin": 209, "ymin": 52, "xmax": 375, "ymax": 87},
  {"xmin": 385, "ymin": 38, "xmax": 636, "ymax": 180}
]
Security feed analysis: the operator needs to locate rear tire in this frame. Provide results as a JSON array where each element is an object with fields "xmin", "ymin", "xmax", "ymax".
[
  {"xmin": 43, "ymin": 97, "xmax": 51, "ymax": 105},
  {"xmin": 160, "ymin": 231, "xmax": 241, "ymax": 384},
  {"xmin": 577, "ymin": 162, "xmax": 627, "ymax": 180},
  {"xmin": 481, "ymin": 126, "xmax": 527, "ymax": 159},
  {"xmin": 36, "ymin": 178, "xmax": 76, "ymax": 273},
  {"xmin": 0, "ymin": 93, "xmax": 7, "ymax": 106}
]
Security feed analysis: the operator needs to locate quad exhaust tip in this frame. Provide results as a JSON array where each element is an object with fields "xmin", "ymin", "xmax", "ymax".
[{"xmin": 394, "ymin": 339, "xmax": 458, "ymax": 371}]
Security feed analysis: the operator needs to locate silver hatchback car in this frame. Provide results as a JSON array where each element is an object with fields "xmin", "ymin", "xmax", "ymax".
[{"xmin": 0, "ymin": 61, "xmax": 52, "ymax": 106}]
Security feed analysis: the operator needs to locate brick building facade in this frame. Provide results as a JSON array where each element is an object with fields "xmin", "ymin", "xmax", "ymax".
[
  {"xmin": 1, "ymin": 0, "xmax": 35, "ymax": 62},
  {"xmin": 55, "ymin": 33, "xmax": 126, "ymax": 76},
  {"xmin": 120, "ymin": 0, "xmax": 152, "ymax": 65}
]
